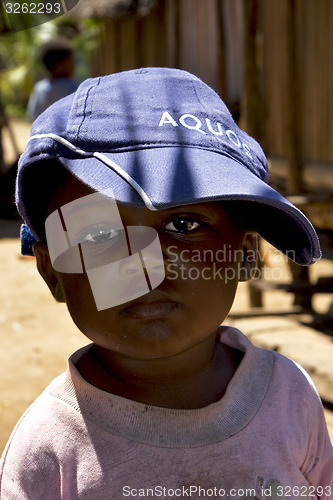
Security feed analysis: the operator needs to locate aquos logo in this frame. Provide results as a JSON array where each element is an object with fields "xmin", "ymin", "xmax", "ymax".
[{"xmin": 158, "ymin": 111, "xmax": 253, "ymax": 160}]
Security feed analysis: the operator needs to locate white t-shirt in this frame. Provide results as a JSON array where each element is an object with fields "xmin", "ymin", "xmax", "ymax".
[
  {"xmin": 1, "ymin": 327, "xmax": 332, "ymax": 499},
  {"xmin": 27, "ymin": 78, "xmax": 78, "ymax": 121}
]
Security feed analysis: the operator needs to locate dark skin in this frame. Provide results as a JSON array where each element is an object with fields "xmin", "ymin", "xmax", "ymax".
[
  {"xmin": 49, "ymin": 53, "xmax": 75, "ymax": 79},
  {"xmin": 34, "ymin": 175, "xmax": 257, "ymax": 409}
]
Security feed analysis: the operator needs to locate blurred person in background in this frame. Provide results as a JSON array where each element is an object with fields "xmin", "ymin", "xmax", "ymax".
[{"xmin": 27, "ymin": 39, "xmax": 78, "ymax": 122}]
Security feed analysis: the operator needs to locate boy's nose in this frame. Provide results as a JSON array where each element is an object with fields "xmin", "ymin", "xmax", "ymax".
[{"xmin": 122, "ymin": 226, "xmax": 165, "ymax": 286}]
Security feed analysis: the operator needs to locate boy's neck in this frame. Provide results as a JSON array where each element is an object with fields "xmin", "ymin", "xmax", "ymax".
[{"xmin": 76, "ymin": 334, "xmax": 243, "ymax": 409}]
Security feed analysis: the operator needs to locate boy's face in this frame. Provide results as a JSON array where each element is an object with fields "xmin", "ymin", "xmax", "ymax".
[{"xmin": 35, "ymin": 175, "xmax": 255, "ymax": 361}]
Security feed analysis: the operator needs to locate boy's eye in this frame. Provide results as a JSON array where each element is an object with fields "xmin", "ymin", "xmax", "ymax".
[
  {"xmin": 165, "ymin": 217, "xmax": 201, "ymax": 233},
  {"xmin": 81, "ymin": 225, "xmax": 119, "ymax": 244}
]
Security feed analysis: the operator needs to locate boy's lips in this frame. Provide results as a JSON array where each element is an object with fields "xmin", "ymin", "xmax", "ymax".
[{"xmin": 120, "ymin": 300, "xmax": 181, "ymax": 319}]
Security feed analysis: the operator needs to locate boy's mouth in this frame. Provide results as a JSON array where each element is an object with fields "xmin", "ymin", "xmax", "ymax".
[{"xmin": 120, "ymin": 300, "xmax": 181, "ymax": 320}]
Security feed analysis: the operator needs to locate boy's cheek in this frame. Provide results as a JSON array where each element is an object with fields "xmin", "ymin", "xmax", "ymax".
[{"xmin": 53, "ymin": 273, "xmax": 91, "ymax": 312}]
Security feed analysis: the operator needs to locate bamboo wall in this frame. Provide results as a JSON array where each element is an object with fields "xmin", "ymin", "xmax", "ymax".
[
  {"xmin": 91, "ymin": 0, "xmax": 226, "ymax": 98},
  {"xmin": 262, "ymin": 0, "xmax": 333, "ymax": 181},
  {"xmin": 89, "ymin": 0, "xmax": 333, "ymax": 191}
]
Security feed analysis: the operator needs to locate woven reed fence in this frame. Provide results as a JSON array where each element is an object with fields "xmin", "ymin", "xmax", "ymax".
[{"xmin": 80, "ymin": 0, "xmax": 333, "ymax": 195}]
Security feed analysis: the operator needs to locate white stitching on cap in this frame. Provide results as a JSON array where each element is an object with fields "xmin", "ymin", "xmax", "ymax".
[{"xmin": 28, "ymin": 134, "xmax": 157, "ymax": 211}]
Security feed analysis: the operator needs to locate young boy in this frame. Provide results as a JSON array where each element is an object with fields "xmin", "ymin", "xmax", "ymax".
[
  {"xmin": 27, "ymin": 39, "xmax": 78, "ymax": 122},
  {"xmin": 1, "ymin": 68, "xmax": 332, "ymax": 499}
]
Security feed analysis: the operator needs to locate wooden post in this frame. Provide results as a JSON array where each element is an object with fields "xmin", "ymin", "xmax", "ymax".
[
  {"xmin": 243, "ymin": 0, "xmax": 264, "ymax": 307},
  {"xmin": 285, "ymin": 0, "xmax": 303, "ymax": 193},
  {"xmin": 285, "ymin": 1, "xmax": 312, "ymax": 309},
  {"xmin": 242, "ymin": 0, "xmax": 264, "ymax": 143}
]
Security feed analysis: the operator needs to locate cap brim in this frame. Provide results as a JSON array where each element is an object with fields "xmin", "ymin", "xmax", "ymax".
[{"xmin": 58, "ymin": 147, "xmax": 320, "ymax": 266}]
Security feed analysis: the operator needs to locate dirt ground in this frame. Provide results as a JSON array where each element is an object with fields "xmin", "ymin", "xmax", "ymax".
[
  {"xmin": 0, "ymin": 221, "xmax": 87, "ymax": 453},
  {"xmin": 1, "ymin": 120, "xmax": 332, "ymax": 454}
]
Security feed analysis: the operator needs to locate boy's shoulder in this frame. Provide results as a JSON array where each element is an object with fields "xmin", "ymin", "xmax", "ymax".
[
  {"xmin": 222, "ymin": 325, "xmax": 321, "ymax": 403},
  {"xmin": 222, "ymin": 327, "xmax": 327, "ymax": 442},
  {"xmin": 1, "ymin": 372, "xmax": 80, "ymax": 451}
]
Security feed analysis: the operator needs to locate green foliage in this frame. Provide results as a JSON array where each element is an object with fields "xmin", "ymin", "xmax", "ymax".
[{"xmin": 0, "ymin": 16, "xmax": 102, "ymax": 118}]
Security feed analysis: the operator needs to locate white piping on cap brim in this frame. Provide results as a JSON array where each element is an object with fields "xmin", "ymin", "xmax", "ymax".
[{"xmin": 27, "ymin": 133, "xmax": 158, "ymax": 211}]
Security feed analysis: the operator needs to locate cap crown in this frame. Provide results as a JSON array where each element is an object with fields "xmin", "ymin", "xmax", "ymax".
[{"xmin": 30, "ymin": 68, "xmax": 268, "ymax": 182}]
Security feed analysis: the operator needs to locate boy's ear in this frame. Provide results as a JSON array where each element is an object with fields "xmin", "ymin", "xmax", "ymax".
[
  {"xmin": 33, "ymin": 242, "xmax": 65, "ymax": 302},
  {"xmin": 239, "ymin": 232, "xmax": 258, "ymax": 282}
]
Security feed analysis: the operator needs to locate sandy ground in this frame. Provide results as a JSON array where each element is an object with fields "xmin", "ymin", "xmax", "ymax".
[
  {"xmin": 1, "ymin": 120, "xmax": 332, "ymax": 454},
  {"xmin": 0, "ymin": 221, "xmax": 87, "ymax": 453}
]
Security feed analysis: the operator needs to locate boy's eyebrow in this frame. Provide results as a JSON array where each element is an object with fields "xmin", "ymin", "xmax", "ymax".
[
  {"xmin": 63, "ymin": 198, "xmax": 106, "ymax": 216},
  {"xmin": 158, "ymin": 204, "xmax": 211, "ymax": 215},
  {"xmin": 61, "ymin": 193, "xmax": 120, "ymax": 218},
  {"xmin": 54, "ymin": 195, "xmax": 126, "ymax": 240},
  {"xmin": 159, "ymin": 204, "xmax": 224, "ymax": 218}
]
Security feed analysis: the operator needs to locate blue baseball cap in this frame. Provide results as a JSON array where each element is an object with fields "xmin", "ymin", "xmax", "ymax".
[{"xmin": 16, "ymin": 67, "xmax": 321, "ymax": 265}]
